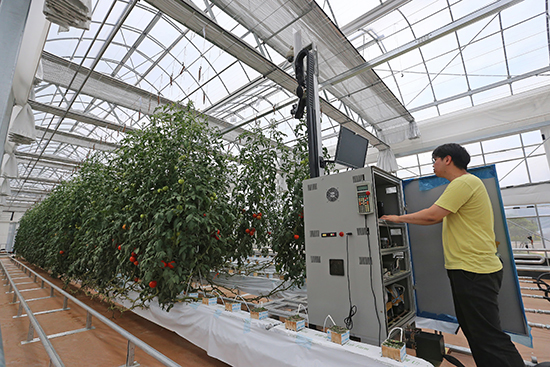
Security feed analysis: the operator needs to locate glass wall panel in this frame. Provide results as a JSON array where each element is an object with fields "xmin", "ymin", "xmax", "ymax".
[
  {"xmin": 506, "ymin": 217, "xmax": 541, "ymax": 248},
  {"xmin": 537, "ymin": 204, "xmax": 550, "ymax": 216},
  {"xmin": 495, "ymin": 159, "xmax": 528, "ymax": 187},
  {"xmin": 485, "ymin": 148, "xmax": 524, "ymax": 164},
  {"xmin": 505, "ymin": 206, "xmax": 537, "ymax": 218},
  {"xmin": 522, "ymin": 130, "xmax": 543, "ymax": 145},
  {"xmin": 527, "ymin": 156, "xmax": 550, "ymax": 183},
  {"xmin": 397, "ymin": 167, "xmax": 419, "ymax": 179},
  {"xmin": 537, "ymin": 217, "xmax": 550, "ymax": 248},
  {"xmin": 482, "ymin": 135, "xmax": 522, "ymax": 153},
  {"xmin": 469, "ymin": 155, "xmax": 485, "ymax": 167},
  {"xmin": 396, "ymin": 155, "xmax": 418, "ymax": 168}
]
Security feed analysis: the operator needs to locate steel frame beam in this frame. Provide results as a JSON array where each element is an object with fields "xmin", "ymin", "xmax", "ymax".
[
  {"xmin": 145, "ymin": 0, "xmax": 387, "ymax": 149},
  {"xmin": 339, "ymin": 0, "xmax": 410, "ymax": 36},
  {"xmin": 320, "ymin": 0, "xmax": 524, "ymax": 88},
  {"xmin": 29, "ymin": 100, "xmax": 134, "ymax": 133},
  {"xmin": 34, "ymin": 126, "xmax": 118, "ymax": 152},
  {"xmin": 40, "ymin": 52, "xmax": 245, "ymax": 142},
  {"xmin": 408, "ymin": 65, "xmax": 550, "ymax": 113},
  {"xmin": 15, "ymin": 151, "xmax": 81, "ymax": 168},
  {"xmin": 16, "ymin": 156, "xmax": 78, "ymax": 172},
  {"xmin": 6, "ymin": 175, "xmax": 60, "ymax": 185}
]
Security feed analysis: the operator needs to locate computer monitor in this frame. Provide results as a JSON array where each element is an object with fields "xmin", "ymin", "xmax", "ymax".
[{"xmin": 334, "ymin": 126, "xmax": 369, "ymax": 169}]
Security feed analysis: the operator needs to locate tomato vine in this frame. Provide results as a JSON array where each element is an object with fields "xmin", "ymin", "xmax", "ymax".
[{"xmin": 14, "ymin": 103, "xmax": 333, "ymax": 310}]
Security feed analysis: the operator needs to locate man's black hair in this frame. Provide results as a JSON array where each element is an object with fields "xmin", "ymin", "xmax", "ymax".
[{"xmin": 432, "ymin": 143, "xmax": 470, "ymax": 170}]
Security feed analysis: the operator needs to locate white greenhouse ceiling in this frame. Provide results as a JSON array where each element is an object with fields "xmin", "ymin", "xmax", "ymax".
[{"xmin": 3, "ymin": 0, "xmax": 550, "ymax": 211}]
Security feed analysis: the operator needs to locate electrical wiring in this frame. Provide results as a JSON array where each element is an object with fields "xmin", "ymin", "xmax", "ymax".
[
  {"xmin": 366, "ymin": 217, "xmax": 382, "ymax": 345},
  {"xmin": 344, "ymin": 234, "xmax": 357, "ymax": 330}
]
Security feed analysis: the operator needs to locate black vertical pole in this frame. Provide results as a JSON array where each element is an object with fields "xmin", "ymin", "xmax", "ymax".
[
  {"xmin": 306, "ymin": 50, "xmax": 320, "ymax": 178},
  {"xmin": 292, "ymin": 43, "xmax": 322, "ymax": 179}
]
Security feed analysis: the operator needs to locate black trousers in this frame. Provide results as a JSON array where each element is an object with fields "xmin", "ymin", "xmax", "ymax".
[{"xmin": 447, "ymin": 269, "xmax": 525, "ymax": 367}]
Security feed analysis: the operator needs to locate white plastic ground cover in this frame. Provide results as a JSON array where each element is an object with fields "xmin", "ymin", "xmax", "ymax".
[{"xmin": 118, "ymin": 294, "xmax": 432, "ymax": 367}]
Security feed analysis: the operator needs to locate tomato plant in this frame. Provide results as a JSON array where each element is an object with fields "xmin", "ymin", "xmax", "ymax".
[{"xmin": 14, "ymin": 102, "xmax": 334, "ymax": 309}]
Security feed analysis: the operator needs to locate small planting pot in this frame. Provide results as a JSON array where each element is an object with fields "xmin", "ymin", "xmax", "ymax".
[
  {"xmin": 202, "ymin": 297, "xmax": 217, "ymax": 306},
  {"xmin": 327, "ymin": 326, "xmax": 350, "ymax": 345},
  {"xmin": 284, "ymin": 315, "xmax": 305, "ymax": 332},
  {"xmin": 225, "ymin": 302, "xmax": 241, "ymax": 312},
  {"xmin": 381, "ymin": 327, "xmax": 406, "ymax": 362},
  {"xmin": 250, "ymin": 307, "xmax": 268, "ymax": 320}
]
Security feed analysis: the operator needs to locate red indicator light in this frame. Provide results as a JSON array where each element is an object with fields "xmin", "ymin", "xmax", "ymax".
[{"xmin": 339, "ymin": 232, "xmax": 344, "ymax": 237}]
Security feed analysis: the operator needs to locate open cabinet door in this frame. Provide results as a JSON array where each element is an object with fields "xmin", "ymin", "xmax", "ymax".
[{"xmin": 403, "ymin": 165, "xmax": 532, "ymax": 347}]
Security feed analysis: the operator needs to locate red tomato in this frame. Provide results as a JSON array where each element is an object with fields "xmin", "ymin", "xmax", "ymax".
[
  {"xmin": 134, "ymin": 278, "xmax": 139, "ymax": 282},
  {"xmin": 294, "ymin": 234, "xmax": 299, "ymax": 239},
  {"xmin": 253, "ymin": 213, "xmax": 257, "ymax": 218},
  {"xmin": 245, "ymin": 228, "xmax": 250, "ymax": 233},
  {"xmin": 130, "ymin": 256, "xmax": 136, "ymax": 262},
  {"xmin": 168, "ymin": 261, "xmax": 175, "ymax": 269},
  {"xmin": 134, "ymin": 261, "xmax": 139, "ymax": 266},
  {"xmin": 149, "ymin": 281, "xmax": 157, "ymax": 288},
  {"xmin": 117, "ymin": 245, "xmax": 122, "ymax": 250},
  {"xmin": 59, "ymin": 250, "xmax": 64, "ymax": 255}
]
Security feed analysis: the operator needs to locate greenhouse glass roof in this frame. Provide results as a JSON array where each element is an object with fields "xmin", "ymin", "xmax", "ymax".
[{"xmin": 4, "ymin": 0, "xmax": 550, "ymax": 211}]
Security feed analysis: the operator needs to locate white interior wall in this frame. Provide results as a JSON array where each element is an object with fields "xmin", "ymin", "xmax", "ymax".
[{"xmin": 501, "ymin": 182, "xmax": 550, "ymax": 206}]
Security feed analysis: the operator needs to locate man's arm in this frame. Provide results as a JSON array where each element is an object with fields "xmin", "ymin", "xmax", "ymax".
[{"xmin": 380, "ymin": 204, "xmax": 450, "ymax": 225}]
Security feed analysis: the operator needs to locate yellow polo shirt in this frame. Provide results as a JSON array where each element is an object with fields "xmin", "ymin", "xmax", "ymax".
[{"xmin": 434, "ymin": 174, "xmax": 502, "ymax": 274}]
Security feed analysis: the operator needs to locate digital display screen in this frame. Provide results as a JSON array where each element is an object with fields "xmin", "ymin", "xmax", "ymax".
[
  {"xmin": 334, "ymin": 127, "xmax": 369, "ymax": 169},
  {"xmin": 357, "ymin": 184, "xmax": 369, "ymax": 191}
]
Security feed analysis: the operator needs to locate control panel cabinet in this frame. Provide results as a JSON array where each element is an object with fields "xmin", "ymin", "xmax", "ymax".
[{"xmin": 303, "ymin": 166, "xmax": 415, "ymax": 345}]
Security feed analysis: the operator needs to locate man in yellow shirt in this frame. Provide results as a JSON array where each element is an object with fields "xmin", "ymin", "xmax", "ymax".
[{"xmin": 381, "ymin": 143, "xmax": 524, "ymax": 367}]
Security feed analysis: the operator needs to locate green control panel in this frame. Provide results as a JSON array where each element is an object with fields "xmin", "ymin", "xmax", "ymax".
[{"xmin": 356, "ymin": 182, "xmax": 373, "ymax": 214}]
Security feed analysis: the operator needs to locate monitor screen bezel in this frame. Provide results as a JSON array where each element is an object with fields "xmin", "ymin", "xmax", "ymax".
[{"xmin": 334, "ymin": 126, "xmax": 369, "ymax": 169}]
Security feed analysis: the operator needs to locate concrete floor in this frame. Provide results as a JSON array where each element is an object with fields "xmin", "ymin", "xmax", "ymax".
[{"xmin": 1, "ymin": 255, "xmax": 549, "ymax": 367}]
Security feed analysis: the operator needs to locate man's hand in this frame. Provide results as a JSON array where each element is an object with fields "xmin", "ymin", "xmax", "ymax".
[
  {"xmin": 380, "ymin": 205, "xmax": 450, "ymax": 225},
  {"xmin": 380, "ymin": 215, "xmax": 401, "ymax": 223}
]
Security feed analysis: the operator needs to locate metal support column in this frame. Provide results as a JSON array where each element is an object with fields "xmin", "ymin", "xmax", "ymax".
[
  {"xmin": 541, "ymin": 126, "xmax": 550, "ymax": 173},
  {"xmin": 125, "ymin": 341, "xmax": 136, "ymax": 367},
  {"xmin": 85, "ymin": 311, "xmax": 92, "ymax": 329},
  {"xmin": 0, "ymin": 323, "xmax": 5, "ymax": 367}
]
